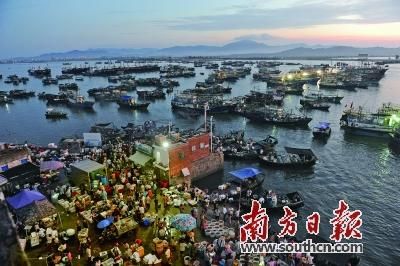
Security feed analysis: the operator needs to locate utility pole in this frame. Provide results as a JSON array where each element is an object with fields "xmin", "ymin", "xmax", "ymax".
[
  {"xmin": 204, "ymin": 102, "xmax": 209, "ymax": 132},
  {"xmin": 210, "ymin": 116, "xmax": 213, "ymax": 152}
]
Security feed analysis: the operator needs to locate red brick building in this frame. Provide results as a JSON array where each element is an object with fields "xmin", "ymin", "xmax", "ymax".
[{"xmin": 153, "ymin": 132, "xmax": 223, "ymax": 185}]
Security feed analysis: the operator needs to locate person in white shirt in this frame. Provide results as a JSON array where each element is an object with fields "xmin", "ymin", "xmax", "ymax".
[
  {"xmin": 259, "ymin": 197, "xmax": 265, "ymax": 204},
  {"xmin": 222, "ymin": 206, "xmax": 228, "ymax": 221}
]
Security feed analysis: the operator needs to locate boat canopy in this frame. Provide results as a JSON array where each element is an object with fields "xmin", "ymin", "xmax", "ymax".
[
  {"xmin": 121, "ymin": 95, "xmax": 133, "ymax": 100},
  {"xmin": 315, "ymin": 122, "xmax": 330, "ymax": 129},
  {"xmin": 229, "ymin": 167, "xmax": 262, "ymax": 180},
  {"xmin": 285, "ymin": 147, "xmax": 316, "ymax": 157}
]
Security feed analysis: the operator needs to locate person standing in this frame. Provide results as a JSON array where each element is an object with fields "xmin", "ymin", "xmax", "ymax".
[
  {"xmin": 222, "ymin": 205, "xmax": 228, "ymax": 221},
  {"xmin": 154, "ymin": 196, "xmax": 159, "ymax": 213},
  {"xmin": 215, "ymin": 208, "xmax": 220, "ymax": 220}
]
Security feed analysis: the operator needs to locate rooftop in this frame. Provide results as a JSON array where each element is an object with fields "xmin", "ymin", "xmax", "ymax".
[
  {"xmin": 71, "ymin": 159, "xmax": 104, "ymax": 173},
  {"xmin": 0, "ymin": 198, "xmax": 29, "ymax": 265},
  {"xmin": 0, "ymin": 148, "xmax": 29, "ymax": 166}
]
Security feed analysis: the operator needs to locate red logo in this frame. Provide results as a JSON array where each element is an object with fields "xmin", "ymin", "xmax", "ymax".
[
  {"xmin": 239, "ymin": 199, "xmax": 362, "ymax": 243},
  {"xmin": 278, "ymin": 206, "xmax": 298, "ymax": 237},
  {"xmin": 240, "ymin": 200, "xmax": 269, "ymax": 242},
  {"xmin": 306, "ymin": 212, "xmax": 321, "ymax": 235},
  {"xmin": 330, "ymin": 200, "xmax": 363, "ymax": 242}
]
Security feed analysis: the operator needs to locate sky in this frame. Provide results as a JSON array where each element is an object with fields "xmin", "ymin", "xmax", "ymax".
[{"xmin": 0, "ymin": 0, "xmax": 399, "ymax": 58}]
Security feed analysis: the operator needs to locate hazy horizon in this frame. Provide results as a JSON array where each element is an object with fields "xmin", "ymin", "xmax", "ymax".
[{"xmin": 1, "ymin": 0, "xmax": 400, "ymax": 58}]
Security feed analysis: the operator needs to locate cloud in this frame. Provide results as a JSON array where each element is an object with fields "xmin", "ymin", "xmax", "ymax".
[
  {"xmin": 337, "ymin": 15, "xmax": 363, "ymax": 20},
  {"xmin": 161, "ymin": 0, "xmax": 400, "ymax": 31}
]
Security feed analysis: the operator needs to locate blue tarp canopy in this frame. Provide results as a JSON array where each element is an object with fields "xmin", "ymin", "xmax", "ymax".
[
  {"xmin": 6, "ymin": 189, "xmax": 46, "ymax": 210},
  {"xmin": 315, "ymin": 122, "xmax": 330, "ymax": 129},
  {"xmin": 121, "ymin": 95, "xmax": 132, "ymax": 100},
  {"xmin": 229, "ymin": 167, "xmax": 262, "ymax": 180}
]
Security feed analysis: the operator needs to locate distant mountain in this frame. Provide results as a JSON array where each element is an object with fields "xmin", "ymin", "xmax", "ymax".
[
  {"xmin": 271, "ymin": 46, "xmax": 400, "ymax": 57},
  {"xmin": 155, "ymin": 40, "xmax": 305, "ymax": 56},
  {"xmin": 31, "ymin": 40, "xmax": 308, "ymax": 59},
  {"xmin": 38, "ymin": 48, "xmax": 158, "ymax": 60},
  {"xmin": 6, "ymin": 40, "xmax": 400, "ymax": 61}
]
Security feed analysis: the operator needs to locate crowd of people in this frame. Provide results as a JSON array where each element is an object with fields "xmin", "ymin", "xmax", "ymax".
[{"xmin": 5, "ymin": 139, "xmax": 360, "ymax": 266}]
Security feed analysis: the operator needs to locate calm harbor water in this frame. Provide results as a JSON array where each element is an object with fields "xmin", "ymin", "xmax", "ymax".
[{"xmin": 0, "ymin": 60, "xmax": 399, "ymax": 265}]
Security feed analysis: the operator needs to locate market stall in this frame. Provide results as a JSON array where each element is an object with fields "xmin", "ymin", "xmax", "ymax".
[
  {"xmin": 70, "ymin": 159, "xmax": 105, "ymax": 188},
  {"xmin": 113, "ymin": 217, "xmax": 138, "ymax": 237}
]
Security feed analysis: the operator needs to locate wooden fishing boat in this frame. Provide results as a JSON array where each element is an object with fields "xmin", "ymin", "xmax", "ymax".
[
  {"xmin": 223, "ymin": 149, "xmax": 260, "ymax": 160},
  {"xmin": 45, "ymin": 108, "xmax": 68, "ymax": 119},
  {"xmin": 300, "ymin": 98, "xmax": 330, "ymax": 111},
  {"xmin": 117, "ymin": 96, "xmax": 150, "ymax": 110},
  {"xmin": 259, "ymin": 147, "xmax": 317, "ymax": 169},
  {"xmin": 241, "ymin": 191, "xmax": 305, "ymax": 212}
]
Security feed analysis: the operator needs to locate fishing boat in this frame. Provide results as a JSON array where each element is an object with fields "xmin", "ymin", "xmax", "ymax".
[
  {"xmin": 95, "ymin": 122, "xmax": 113, "ymax": 127},
  {"xmin": 211, "ymin": 167, "xmax": 265, "ymax": 198},
  {"xmin": 341, "ymin": 121, "xmax": 394, "ymax": 138},
  {"xmin": 67, "ymin": 95, "xmax": 95, "ymax": 109},
  {"xmin": 284, "ymin": 87, "xmax": 304, "ymax": 95},
  {"xmin": 56, "ymin": 74, "xmax": 74, "ymax": 80},
  {"xmin": 62, "ymin": 66, "xmax": 90, "ymax": 75},
  {"xmin": 93, "ymin": 92, "xmax": 120, "ymax": 102},
  {"xmin": 159, "ymin": 79, "xmax": 179, "ymax": 88},
  {"xmin": 38, "ymin": 92, "xmax": 59, "ymax": 100},
  {"xmin": 389, "ymin": 129, "xmax": 400, "ymax": 151},
  {"xmin": 136, "ymin": 77, "xmax": 161, "ymax": 87},
  {"xmin": 171, "ymin": 94, "xmax": 236, "ymax": 114},
  {"xmin": 0, "ymin": 95, "xmax": 13, "ymax": 104},
  {"xmin": 189, "ymin": 83, "xmax": 232, "ymax": 94},
  {"xmin": 45, "ymin": 108, "xmax": 68, "ymax": 119},
  {"xmin": 256, "ymin": 135, "xmax": 278, "ymax": 149},
  {"xmin": 137, "ymin": 89, "xmax": 165, "ymax": 100},
  {"xmin": 313, "ymin": 122, "xmax": 331, "ymax": 138},
  {"xmin": 242, "ymin": 191, "xmax": 304, "ymax": 212},
  {"xmin": 300, "ymin": 98, "xmax": 330, "ymax": 111},
  {"xmin": 223, "ymin": 149, "xmax": 260, "ymax": 160},
  {"xmin": 28, "ymin": 67, "xmax": 51, "ymax": 78},
  {"xmin": 304, "ymin": 92, "xmax": 343, "ymax": 104},
  {"xmin": 108, "ymin": 76, "xmax": 119, "ymax": 83},
  {"xmin": 259, "ymin": 147, "xmax": 317, "ymax": 169},
  {"xmin": 220, "ymin": 133, "xmax": 277, "ymax": 160},
  {"xmin": 340, "ymin": 107, "xmax": 397, "ymax": 138},
  {"xmin": 117, "ymin": 96, "xmax": 150, "ymax": 110},
  {"xmin": 318, "ymin": 77, "xmax": 356, "ymax": 90},
  {"xmin": 59, "ymin": 83, "xmax": 78, "ymax": 91},
  {"xmin": 263, "ymin": 191, "xmax": 304, "ymax": 211},
  {"xmin": 42, "ymin": 77, "xmax": 58, "ymax": 85},
  {"xmin": 47, "ymin": 94, "xmax": 70, "ymax": 105},
  {"xmin": 241, "ymin": 107, "xmax": 312, "ymax": 126},
  {"xmin": 9, "ymin": 89, "xmax": 35, "ymax": 98}
]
